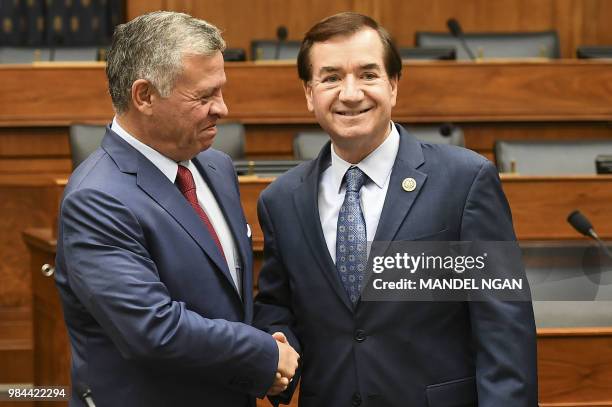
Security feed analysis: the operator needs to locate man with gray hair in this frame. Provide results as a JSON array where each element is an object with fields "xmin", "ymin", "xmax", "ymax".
[{"xmin": 55, "ymin": 11, "xmax": 298, "ymax": 406}]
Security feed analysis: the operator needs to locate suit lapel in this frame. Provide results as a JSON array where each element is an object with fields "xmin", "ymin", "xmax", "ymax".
[
  {"xmin": 136, "ymin": 155, "xmax": 240, "ymax": 293},
  {"xmin": 193, "ymin": 157, "xmax": 252, "ymax": 310},
  {"xmin": 373, "ymin": 125, "xmax": 427, "ymax": 243},
  {"xmin": 356, "ymin": 126, "xmax": 427, "ymax": 308},
  {"xmin": 102, "ymin": 128, "xmax": 240, "ymax": 299},
  {"xmin": 293, "ymin": 145, "xmax": 354, "ymax": 312}
]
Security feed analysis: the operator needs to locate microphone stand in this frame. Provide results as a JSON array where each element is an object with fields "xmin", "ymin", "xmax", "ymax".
[{"xmin": 588, "ymin": 229, "xmax": 612, "ymax": 259}]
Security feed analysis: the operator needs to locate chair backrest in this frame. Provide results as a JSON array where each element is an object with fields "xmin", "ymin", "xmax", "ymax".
[
  {"xmin": 0, "ymin": 47, "xmax": 51, "ymax": 63},
  {"xmin": 52, "ymin": 47, "xmax": 100, "ymax": 61},
  {"xmin": 415, "ymin": 31, "xmax": 560, "ymax": 60},
  {"xmin": 576, "ymin": 46, "xmax": 612, "ymax": 59},
  {"xmin": 293, "ymin": 132, "xmax": 329, "ymax": 160},
  {"xmin": 405, "ymin": 125, "xmax": 465, "ymax": 146},
  {"xmin": 495, "ymin": 140, "xmax": 612, "ymax": 174},
  {"xmin": 294, "ymin": 126, "xmax": 463, "ymax": 160},
  {"xmin": 233, "ymin": 159, "xmax": 304, "ymax": 176},
  {"xmin": 69, "ymin": 124, "xmax": 106, "ymax": 169},
  {"xmin": 223, "ymin": 48, "xmax": 247, "ymax": 61},
  {"xmin": 399, "ymin": 46, "xmax": 456, "ymax": 60},
  {"xmin": 0, "ymin": 46, "xmax": 101, "ymax": 63},
  {"xmin": 211, "ymin": 122, "xmax": 246, "ymax": 160},
  {"xmin": 70, "ymin": 123, "xmax": 245, "ymax": 170},
  {"xmin": 250, "ymin": 40, "xmax": 301, "ymax": 60}
]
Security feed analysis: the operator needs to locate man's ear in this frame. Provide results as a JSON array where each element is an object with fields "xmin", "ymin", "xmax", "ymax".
[
  {"xmin": 303, "ymin": 81, "xmax": 314, "ymax": 112},
  {"xmin": 131, "ymin": 79, "xmax": 155, "ymax": 115}
]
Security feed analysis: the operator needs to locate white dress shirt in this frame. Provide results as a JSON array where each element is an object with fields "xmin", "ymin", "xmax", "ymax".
[
  {"xmin": 111, "ymin": 118, "xmax": 241, "ymax": 295},
  {"xmin": 318, "ymin": 122, "xmax": 400, "ymax": 262}
]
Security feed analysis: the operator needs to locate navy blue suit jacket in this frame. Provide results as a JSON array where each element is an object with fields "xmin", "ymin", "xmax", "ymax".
[
  {"xmin": 55, "ymin": 128, "xmax": 277, "ymax": 407},
  {"xmin": 254, "ymin": 125, "xmax": 538, "ymax": 407}
]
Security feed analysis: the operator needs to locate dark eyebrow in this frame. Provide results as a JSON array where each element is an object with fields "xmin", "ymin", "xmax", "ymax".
[
  {"xmin": 361, "ymin": 63, "xmax": 382, "ymax": 70},
  {"xmin": 318, "ymin": 66, "xmax": 340, "ymax": 75},
  {"xmin": 317, "ymin": 63, "xmax": 381, "ymax": 76}
]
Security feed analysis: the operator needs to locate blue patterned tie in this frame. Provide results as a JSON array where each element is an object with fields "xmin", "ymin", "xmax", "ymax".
[{"xmin": 336, "ymin": 166, "xmax": 368, "ymax": 304}]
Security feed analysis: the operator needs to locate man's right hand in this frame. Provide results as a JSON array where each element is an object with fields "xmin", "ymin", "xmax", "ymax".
[{"xmin": 269, "ymin": 332, "xmax": 299, "ymax": 395}]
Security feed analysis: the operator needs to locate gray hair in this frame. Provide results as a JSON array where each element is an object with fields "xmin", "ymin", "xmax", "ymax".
[{"xmin": 106, "ymin": 11, "xmax": 226, "ymax": 114}]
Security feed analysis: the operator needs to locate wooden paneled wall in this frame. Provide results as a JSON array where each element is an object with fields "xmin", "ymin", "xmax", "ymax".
[
  {"xmin": 127, "ymin": 0, "xmax": 612, "ymax": 59},
  {"xmin": 0, "ymin": 176, "xmax": 65, "ymax": 385}
]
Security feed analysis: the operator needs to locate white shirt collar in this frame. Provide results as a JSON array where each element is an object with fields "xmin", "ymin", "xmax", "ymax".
[
  {"xmin": 111, "ymin": 117, "xmax": 183, "ymax": 183},
  {"xmin": 330, "ymin": 121, "xmax": 400, "ymax": 193}
]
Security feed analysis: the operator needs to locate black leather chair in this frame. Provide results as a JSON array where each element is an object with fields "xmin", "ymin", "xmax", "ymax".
[
  {"xmin": 576, "ymin": 46, "xmax": 612, "ymax": 59},
  {"xmin": 415, "ymin": 31, "xmax": 560, "ymax": 60},
  {"xmin": 69, "ymin": 124, "xmax": 106, "ymax": 169},
  {"xmin": 52, "ymin": 46, "xmax": 101, "ymax": 61},
  {"xmin": 212, "ymin": 122, "xmax": 246, "ymax": 160},
  {"xmin": 223, "ymin": 48, "xmax": 247, "ymax": 61},
  {"xmin": 294, "ymin": 125, "xmax": 464, "ymax": 161},
  {"xmin": 494, "ymin": 140, "xmax": 612, "ymax": 174},
  {"xmin": 405, "ymin": 124, "xmax": 464, "ymax": 146},
  {"xmin": 0, "ymin": 46, "xmax": 50, "ymax": 63},
  {"xmin": 250, "ymin": 40, "xmax": 301, "ymax": 60},
  {"xmin": 399, "ymin": 46, "xmax": 456, "ymax": 60},
  {"xmin": 213, "ymin": 123, "xmax": 303, "ymax": 176},
  {"xmin": 0, "ymin": 46, "xmax": 102, "ymax": 63},
  {"xmin": 293, "ymin": 132, "xmax": 329, "ymax": 160}
]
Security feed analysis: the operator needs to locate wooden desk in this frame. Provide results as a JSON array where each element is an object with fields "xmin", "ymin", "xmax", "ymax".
[
  {"xmin": 525, "ymin": 242, "xmax": 612, "ymax": 405},
  {"xmin": 4, "ymin": 173, "xmax": 612, "ymax": 387},
  {"xmin": 2, "ymin": 60, "xmax": 612, "ymax": 125},
  {"xmin": 240, "ymin": 175, "xmax": 612, "ymax": 257},
  {"xmin": 238, "ymin": 176, "xmax": 273, "ymax": 252},
  {"xmin": 501, "ymin": 175, "xmax": 612, "ymax": 240},
  {"xmin": 538, "ymin": 326, "xmax": 612, "ymax": 406},
  {"xmin": 1, "ymin": 60, "xmax": 611, "ymax": 170},
  {"xmin": 17, "ymin": 173, "xmax": 611, "ymax": 259},
  {"xmin": 0, "ymin": 174, "xmax": 67, "ymax": 387},
  {"xmin": 22, "ymin": 229, "xmax": 68, "ymax": 407}
]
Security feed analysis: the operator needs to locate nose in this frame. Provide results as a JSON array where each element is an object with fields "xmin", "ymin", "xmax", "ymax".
[
  {"xmin": 338, "ymin": 75, "xmax": 363, "ymax": 103},
  {"xmin": 210, "ymin": 93, "xmax": 228, "ymax": 118}
]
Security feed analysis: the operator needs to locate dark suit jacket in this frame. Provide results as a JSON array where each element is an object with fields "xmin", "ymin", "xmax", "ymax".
[
  {"xmin": 55, "ymin": 127, "xmax": 277, "ymax": 407},
  {"xmin": 254, "ymin": 124, "xmax": 538, "ymax": 407}
]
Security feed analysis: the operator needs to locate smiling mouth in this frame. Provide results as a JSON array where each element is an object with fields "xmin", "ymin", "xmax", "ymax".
[{"xmin": 336, "ymin": 108, "xmax": 372, "ymax": 116}]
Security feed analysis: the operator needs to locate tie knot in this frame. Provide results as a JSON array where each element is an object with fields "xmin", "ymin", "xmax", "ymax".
[
  {"xmin": 176, "ymin": 165, "xmax": 196, "ymax": 194},
  {"xmin": 344, "ymin": 166, "xmax": 366, "ymax": 192}
]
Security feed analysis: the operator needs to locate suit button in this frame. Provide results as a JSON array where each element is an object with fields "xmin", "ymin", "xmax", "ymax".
[
  {"xmin": 354, "ymin": 329, "xmax": 366, "ymax": 342},
  {"xmin": 352, "ymin": 392, "xmax": 362, "ymax": 406}
]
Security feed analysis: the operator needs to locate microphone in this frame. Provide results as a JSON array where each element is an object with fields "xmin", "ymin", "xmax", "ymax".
[
  {"xmin": 75, "ymin": 383, "xmax": 96, "ymax": 407},
  {"xmin": 275, "ymin": 25, "xmax": 288, "ymax": 60},
  {"xmin": 446, "ymin": 18, "xmax": 476, "ymax": 60},
  {"xmin": 568, "ymin": 210, "xmax": 612, "ymax": 258},
  {"xmin": 49, "ymin": 33, "xmax": 64, "ymax": 62},
  {"xmin": 439, "ymin": 123, "xmax": 453, "ymax": 138}
]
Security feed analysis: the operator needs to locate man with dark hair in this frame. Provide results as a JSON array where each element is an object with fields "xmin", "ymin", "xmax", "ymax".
[
  {"xmin": 55, "ymin": 11, "xmax": 297, "ymax": 407},
  {"xmin": 254, "ymin": 12, "xmax": 537, "ymax": 406}
]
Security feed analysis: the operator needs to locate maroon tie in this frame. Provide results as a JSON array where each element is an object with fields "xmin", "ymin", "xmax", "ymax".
[{"xmin": 175, "ymin": 165, "xmax": 226, "ymax": 259}]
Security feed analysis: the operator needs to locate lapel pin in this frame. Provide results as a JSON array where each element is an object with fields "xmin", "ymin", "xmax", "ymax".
[{"xmin": 402, "ymin": 177, "xmax": 417, "ymax": 192}]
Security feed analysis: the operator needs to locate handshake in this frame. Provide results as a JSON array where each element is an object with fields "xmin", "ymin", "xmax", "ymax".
[{"xmin": 269, "ymin": 331, "xmax": 300, "ymax": 395}]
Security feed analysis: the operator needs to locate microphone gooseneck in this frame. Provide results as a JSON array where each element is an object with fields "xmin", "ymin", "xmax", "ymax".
[
  {"xmin": 446, "ymin": 18, "xmax": 476, "ymax": 60},
  {"xmin": 274, "ymin": 25, "xmax": 288, "ymax": 60},
  {"xmin": 568, "ymin": 210, "xmax": 612, "ymax": 258}
]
